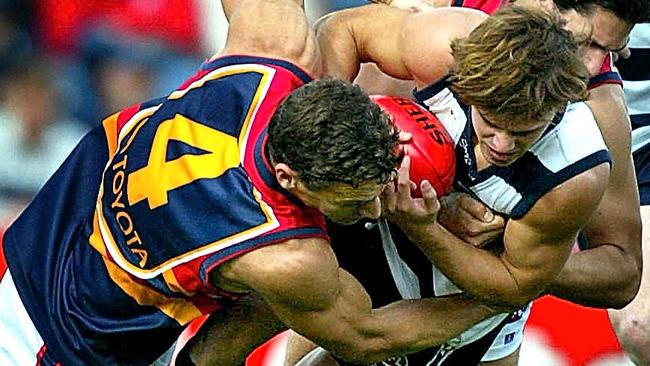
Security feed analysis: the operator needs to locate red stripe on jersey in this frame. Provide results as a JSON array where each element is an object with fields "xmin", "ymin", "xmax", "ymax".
[
  {"xmin": 455, "ymin": 0, "xmax": 509, "ymax": 15},
  {"xmin": 599, "ymin": 53, "xmax": 615, "ymax": 75},
  {"xmin": 588, "ymin": 53, "xmax": 623, "ymax": 90},
  {"xmin": 116, "ymin": 103, "xmax": 144, "ymax": 134},
  {"xmin": 0, "ymin": 231, "xmax": 6, "ymax": 281},
  {"xmin": 241, "ymin": 71, "xmax": 327, "ymax": 234},
  {"xmin": 35, "ymin": 344, "xmax": 47, "ymax": 366},
  {"xmin": 187, "ymin": 293, "xmax": 226, "ymax": 315},
  {"xmin": 177, "ymin": 67, "xmax": 212, "ymax": 91},
  {"xmin": 171, "ymin": 256, "xmax": 208, "ymax": 294}
]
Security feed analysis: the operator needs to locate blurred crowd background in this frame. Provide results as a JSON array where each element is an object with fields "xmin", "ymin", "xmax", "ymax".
[
  {"xmin": 0, "ymin": 0, "xmax": 233, "ymax": 224},
  {"xmin": 0, "ymin": 0, "xmax": 364, "ymax": 226}
]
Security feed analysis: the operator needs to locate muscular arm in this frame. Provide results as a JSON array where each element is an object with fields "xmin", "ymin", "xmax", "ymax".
[
  {"xmin": 218, "ymin": 0, "xmax": 321, "ymax": 75},
  {"xmin": 316, "ymin": 5, "xmax": 486, "ymax": 85},
  {"xmin": 214, "ymin": 238, "xmax": 499, "ymax": 364},
  {"xmin": 387, "ymin": 163, "xmax": 611, "ymax": 308},
  {"xmin": 548, "ymin": 84, "xmax": 643, "ymax": 308},
  {"xmin": 281, "ymin": 293, "xmax": 495, "ymax": 366}
]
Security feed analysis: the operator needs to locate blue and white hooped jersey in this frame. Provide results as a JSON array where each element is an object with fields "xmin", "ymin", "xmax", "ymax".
[
  {"xmin": 413, "ymin": 79, "xmax": 611, "ymax": 219},
  {"xmin": 2, "ymin": 55, "xmax": 327, "ymax": 365}
]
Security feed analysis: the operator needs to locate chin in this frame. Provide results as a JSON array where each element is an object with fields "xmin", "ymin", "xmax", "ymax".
[{"xmin": 330, "ymin": 217, "xmax": 360, "ymax": 225}]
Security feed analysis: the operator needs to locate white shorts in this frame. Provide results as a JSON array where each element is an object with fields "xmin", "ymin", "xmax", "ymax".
[
  {"xmin": 0, "ymin": 267, "xmax": 46, "ymax": 366},
  {"xmin": 481, "ymin": 303, "xmax": 531, "ymax": 362}
]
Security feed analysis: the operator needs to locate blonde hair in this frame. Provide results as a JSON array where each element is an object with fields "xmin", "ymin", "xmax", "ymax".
[{"xmin": 450, "ymin": 5, "xmax": 588, "ymax": 122}]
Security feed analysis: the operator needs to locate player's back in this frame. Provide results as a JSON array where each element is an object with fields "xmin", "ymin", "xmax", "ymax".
[{"xmin": 2, "ymin": 55, "xmax": 322, "ymax": 365}]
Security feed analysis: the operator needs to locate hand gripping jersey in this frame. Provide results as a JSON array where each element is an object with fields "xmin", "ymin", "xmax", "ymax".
[
  {"xmin": 330, "ymin": 78, "xmax": 611, "ymax": 366},
  {"xmin": 1, "ymin": 55, "xmax": 327, "ymax": 365}
]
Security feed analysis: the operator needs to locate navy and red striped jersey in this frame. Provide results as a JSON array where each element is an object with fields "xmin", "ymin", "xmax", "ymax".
[{"xmin": 3, "ymin": 55, "xmax": 327, "ymax": 365}]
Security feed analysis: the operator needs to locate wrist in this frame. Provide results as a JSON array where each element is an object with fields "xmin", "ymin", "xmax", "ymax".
[{"xmin": 400, "ymin": 219, "xmax": 444, "ymax": 249}]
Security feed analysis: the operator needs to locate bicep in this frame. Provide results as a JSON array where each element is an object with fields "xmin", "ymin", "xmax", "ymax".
[
  {"xmin": 501, "ymin": 164, "xmax": 611, "ymax": 293},
  {"xmin": 267, "ymin": 268, "xmax": 374, "ymax": 351}
]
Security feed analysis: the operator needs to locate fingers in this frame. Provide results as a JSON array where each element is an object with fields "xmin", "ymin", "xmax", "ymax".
[
  {"xmin": 381, "ymin": 182, "xmax": 397, "ymax": 214},
  {"xmin": 396, "ymin": 155, "xmax": 413, "ymax": 204},
  {"xmin": 397, "ymin": 130, "xmax": 413, "ymax": 143},
  {"xmin": 380, "ymin": 156, "xmax": 440, "ymax": 226},
  {"xmin": 481, "ymin": 215, "xmax": 505, "ymax": 230},
  {"xmin": 420, "ymin": 180, "xmax": 439, "ymax": 214},
  {"xmin": 458, "ymin": 193, "xmax": 494, "ymax": 223}
]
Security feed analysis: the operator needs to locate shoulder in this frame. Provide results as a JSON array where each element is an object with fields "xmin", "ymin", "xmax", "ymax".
[
  {"xmin": 219, "ymin": 0, "xmax": 320, "ymax": 75},
  {"xmin": 529, "ymin": 103, "xmax": 608, "ymax": 169},
  {"xmin": 521, "ymin": 161, "xmax": 610, "ymax": 234},
  {"xmin": 400, "ymin": 7, "xmax": 487, "ymax": 85}
]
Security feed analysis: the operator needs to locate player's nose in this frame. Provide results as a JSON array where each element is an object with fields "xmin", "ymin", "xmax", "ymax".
[{"xmin": 492, "ymin": 131, "xmax": 516, "ymax": 152}]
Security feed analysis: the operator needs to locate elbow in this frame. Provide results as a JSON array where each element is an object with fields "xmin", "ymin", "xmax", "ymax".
[
  {"xmin": 609, "ymin": 272, "xmax": 642, "ymax": 310},
  {"xmin": 607, "ymin": 253, "xmax": 643, "ymax": 309},
  {"xmin": 493, "ymin": 296, "xmax": 533, "ymax": 312}
]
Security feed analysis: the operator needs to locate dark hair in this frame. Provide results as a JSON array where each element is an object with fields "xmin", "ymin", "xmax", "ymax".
[
  {"xmin": 450, "ymin": 5, "xmax": 588, "ymax": 122},
  {"xmin": 553, "ymin": 0, "xmax": 650, "ymax": 24},
  {"xmin": 267, "ymin": 78, "xmax": 400, "ymax": 191}
]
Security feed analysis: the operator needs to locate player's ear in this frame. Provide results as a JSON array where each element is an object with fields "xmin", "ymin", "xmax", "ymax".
[{"xmin": 275, "ymin": 163, "xmax": 298, "ymax": 190}]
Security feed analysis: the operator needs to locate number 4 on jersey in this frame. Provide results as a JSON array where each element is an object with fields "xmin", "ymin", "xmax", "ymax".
[{"xmin": 127, "ymin": 114, "xmax": 240, "ymax": 209}]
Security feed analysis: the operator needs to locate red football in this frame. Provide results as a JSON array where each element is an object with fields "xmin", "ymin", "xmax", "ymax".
[{"xmin": 371, "ymin": 95, "xmax": 456, "ymax": 197}]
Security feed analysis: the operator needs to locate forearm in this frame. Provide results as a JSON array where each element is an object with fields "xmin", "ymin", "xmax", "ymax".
[
  {"xmin": 405, "ymin": 222, "xmax": 542, "ymax": 308},
  {"xmin": 548, "ymin": 245, "xmax": 642, "ymax": 308},
  {"xmin": 332, "ymin": 295, "xmax": 499, "ymax": 363},
  {"xmin": 274, "ymin": 270, "xmax": 498, "ymax": 364}
]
